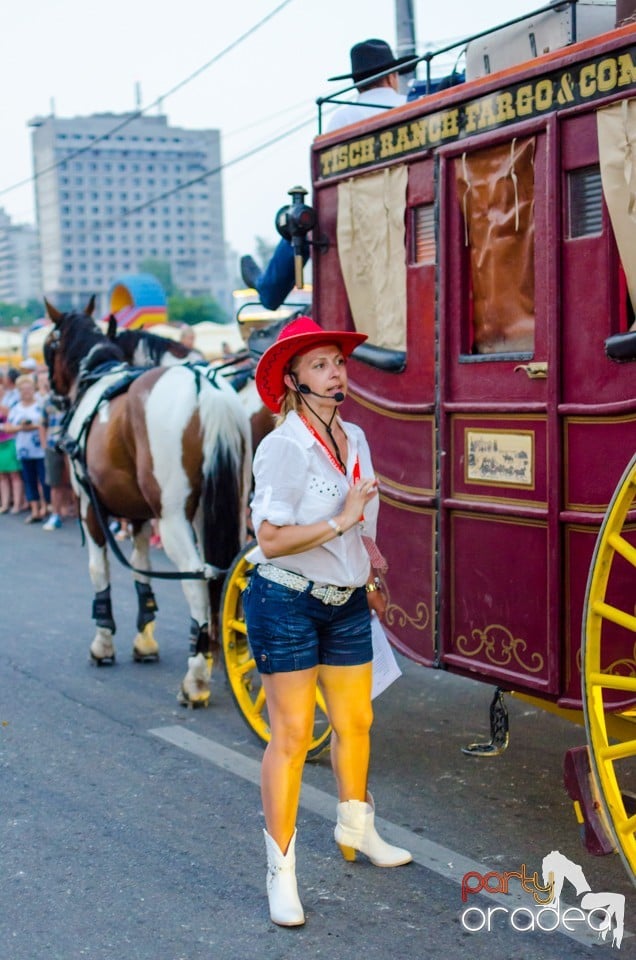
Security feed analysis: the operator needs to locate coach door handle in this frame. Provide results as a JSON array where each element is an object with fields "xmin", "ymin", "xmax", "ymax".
[{"xmin": 514, "ymin": 361, "xmax": 548, "ymax": 379}]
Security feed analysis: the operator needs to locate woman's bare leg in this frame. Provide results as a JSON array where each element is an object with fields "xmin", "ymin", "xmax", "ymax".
[
  {"xmin": 261, "ymin": 666, "xmax": 319, "ymax": 853},
  {"xmin": 318, "ymin": 662, "xmax": 373, "ymax": 801}
]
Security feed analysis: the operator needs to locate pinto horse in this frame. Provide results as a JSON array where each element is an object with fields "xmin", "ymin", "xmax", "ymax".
[{"xmin": 44, "ymin": 298, "xmax": 252, "ymax": 706}]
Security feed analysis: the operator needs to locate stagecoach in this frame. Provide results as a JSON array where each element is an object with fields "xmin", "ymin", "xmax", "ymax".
[{"xmin": 219, "ymin": 1, "xmax": 636, "ymax": 885}]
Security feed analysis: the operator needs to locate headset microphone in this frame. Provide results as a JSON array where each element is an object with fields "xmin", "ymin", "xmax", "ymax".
[
  {"xmin": 292, "ymin": 375, "xmax": 347, "ymax": 471},
  {"xmin": 296, "ymin": 382, "xmax": 345, "ymax": 403}
]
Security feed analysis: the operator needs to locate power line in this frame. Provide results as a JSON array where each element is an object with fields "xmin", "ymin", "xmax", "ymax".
[
  {"xmin": 224, "ymin": 96, "xmax": 314, "ymax": 140},
  {"xmin": 0, "ymin": 0, "xmax": 293, "ymax": 201},
  {"xmin": 112, "ymin": 111, "xmax": 318, "ymax": 223}
]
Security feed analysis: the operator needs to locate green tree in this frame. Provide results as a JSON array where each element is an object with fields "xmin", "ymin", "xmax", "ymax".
[
  {"xmin": 138, "ymin": 258, "xmax": 175, "ymax": 297},
  {"xmin": 0, "ymin": 301, "xmax": 44, "ymax": 327},
  {"xmin": 168, "ymin": 293, "xmax": 229, "ymax": 326}
]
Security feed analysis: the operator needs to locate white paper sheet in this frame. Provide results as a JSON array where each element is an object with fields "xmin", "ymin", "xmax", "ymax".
[{"xmin": 370, "ymin": 613, "xmax": 402, "ymax": 700}]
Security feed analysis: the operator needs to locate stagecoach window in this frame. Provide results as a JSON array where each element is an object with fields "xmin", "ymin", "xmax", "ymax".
[
  {"xmin": 456, "ymin": 137, "xmax": 535, "ymax": 355},
  {"xmin": 567, "ymin": 167, "xmax": 603, "ymax": 238},
  {"xmin": 412, "ymin": 205, "xmax": 436, "ymax": 264}
]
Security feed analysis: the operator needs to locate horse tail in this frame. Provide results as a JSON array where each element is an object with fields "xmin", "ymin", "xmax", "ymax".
[{"xmin": 198, "ymin": 379, "xmax": 251, "ymax": 577}]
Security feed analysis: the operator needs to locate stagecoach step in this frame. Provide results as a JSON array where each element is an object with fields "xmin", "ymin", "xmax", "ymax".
[{"xmin": 461, "ymin": 687, "xmax": 510, "ymax": 757}]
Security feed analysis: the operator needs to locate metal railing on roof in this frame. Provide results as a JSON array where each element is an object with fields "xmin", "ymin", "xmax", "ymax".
[{"xmin": 316, "ymin": 0, "xmax": 579, "ymax": 133}]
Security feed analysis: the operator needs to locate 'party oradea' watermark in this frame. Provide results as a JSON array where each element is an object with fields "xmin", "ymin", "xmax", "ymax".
[{"xmin": 460, "ymin": 850, "xmax": 625, "ymax": 948}]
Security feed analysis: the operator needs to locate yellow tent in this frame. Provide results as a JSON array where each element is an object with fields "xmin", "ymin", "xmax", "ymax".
[{"xmin": 0, "ymin": 329, "xmax": 24, "ymax": 366}]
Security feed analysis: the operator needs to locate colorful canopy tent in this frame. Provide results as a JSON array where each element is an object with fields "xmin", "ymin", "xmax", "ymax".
[
  {"xmin": 108, "ymin": 274, "xmax": 168, "ymax": 328},
  {"xmin": 22, "ymin": 323, "xmax": 53, "ymax": 362},
  {"xmin": 0, "ymin": 329, "xmax": 22, "ymax": 365}
]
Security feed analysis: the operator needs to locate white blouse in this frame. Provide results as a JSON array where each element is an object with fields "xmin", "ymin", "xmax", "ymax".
[{"xmin": 250, "ymin": 410, "xmax": 378, "ymax": 587}]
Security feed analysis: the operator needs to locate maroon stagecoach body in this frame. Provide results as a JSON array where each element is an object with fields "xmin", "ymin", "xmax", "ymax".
[{"xmin": 309, "ymin": 21, "xmax": 636, "ymax": 712}]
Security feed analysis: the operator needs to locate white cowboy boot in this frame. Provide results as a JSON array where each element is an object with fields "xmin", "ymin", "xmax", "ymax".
[
  {"xmin": 263, "ymin": 829, "xmax": 305, "ymax": 927},
  {"xmin": 335, "ymin": 795, "xmax": 412, "ymax": 867}
]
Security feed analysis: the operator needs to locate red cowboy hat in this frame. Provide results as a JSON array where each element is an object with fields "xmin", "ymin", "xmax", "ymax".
[{"xmin": 255, "ymin": 316, "xmax": 367, "ymax": 413}]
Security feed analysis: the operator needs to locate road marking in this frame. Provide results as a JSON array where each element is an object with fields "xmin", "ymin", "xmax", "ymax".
[{"xmin": 150, "ymin": 725, "xmax": 629, "ymax": 948}]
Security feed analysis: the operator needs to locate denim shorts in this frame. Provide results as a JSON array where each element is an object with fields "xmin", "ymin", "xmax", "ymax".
[{"xmin": 243, "ymin": 568, "xmax": 372, "ymax": 674}]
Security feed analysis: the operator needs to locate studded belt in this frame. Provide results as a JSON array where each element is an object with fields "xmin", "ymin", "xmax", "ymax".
[{"xmin": 257, "ymin": 563, "xmax": 357, "ymax": 606}]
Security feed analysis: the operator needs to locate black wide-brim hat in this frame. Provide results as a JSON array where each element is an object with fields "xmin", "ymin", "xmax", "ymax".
[{"xmin": 328, "ymin": 38, "xmax": 416, "ymax": 83}]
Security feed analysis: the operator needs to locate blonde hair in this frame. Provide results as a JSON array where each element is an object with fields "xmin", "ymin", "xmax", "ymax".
[
  {"xmin": 16, "ymin": 374, "xmax": 35, "ymax": 388},
  {"xmin": 274, "ymin": 354, "xmax": 305, "ymax": 424},
  {"xmin": 276, "ymin": 388, "xmax": 303, "ymax": 425}
]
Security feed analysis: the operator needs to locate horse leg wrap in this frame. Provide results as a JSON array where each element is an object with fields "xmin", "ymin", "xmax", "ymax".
[
  {"xmin": 135, "ymin": 581, "xmax": 158, "ymax": 632},
  {"xmin": 189, "ymin": 618, "xmax": 210, "ymax": 656},
  {"xmin": 92, "ymin": 587, "xmax": 116, "ymax": 634}
]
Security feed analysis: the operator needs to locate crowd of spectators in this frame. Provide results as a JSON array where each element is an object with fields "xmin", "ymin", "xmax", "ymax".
[{"xmin": 0, "ymin": 358, "xmax": 76, "ymax": 528}]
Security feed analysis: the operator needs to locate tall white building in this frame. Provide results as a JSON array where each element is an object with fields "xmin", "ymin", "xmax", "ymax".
[
  {"xmin": 29, "ymin": 112, "xmax": 228, "ymax": 314},
  {"xmin": 0, "ymin": 209, "xmax": 42, "ymax": 305}
]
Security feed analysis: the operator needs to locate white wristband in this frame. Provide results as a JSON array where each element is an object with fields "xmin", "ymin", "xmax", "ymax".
[{"xmin": 327, "ymin": 518, "xmax": 343, "ymax": 537}]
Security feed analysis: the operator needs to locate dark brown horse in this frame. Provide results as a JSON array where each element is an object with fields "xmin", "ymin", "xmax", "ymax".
[{"xmin": 44, "ymin": 298, "xmax": 252, "ymax": 706}]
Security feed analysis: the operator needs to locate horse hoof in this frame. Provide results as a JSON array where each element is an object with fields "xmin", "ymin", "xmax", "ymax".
[
  {"xmin": 133, "ymin": 648, "xmax": 160, "ymax": 663},
  {"xmin": 133, "ymin": 624, "xmax": 160, "ymax": 662},
  {"xmin": 178, "ymin": 652, "xmax": 211, "ymax": 707},
  {"xmin": 177, "ymin": 685, "xmax": 210, "ymax": 709},
  {"xmin": 90, "ymin": 650, "xmax": 116, "ymax": 666}
]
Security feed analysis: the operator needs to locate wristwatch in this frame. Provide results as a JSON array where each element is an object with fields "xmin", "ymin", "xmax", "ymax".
[{"xmin": 365, "ymin": 577, "xmax": 382, "ymax": 593}]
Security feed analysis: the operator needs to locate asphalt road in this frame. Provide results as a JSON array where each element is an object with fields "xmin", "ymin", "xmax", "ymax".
[{"xmin": 0, "ymin": 510, "xmax": 634, "ymax": 960}]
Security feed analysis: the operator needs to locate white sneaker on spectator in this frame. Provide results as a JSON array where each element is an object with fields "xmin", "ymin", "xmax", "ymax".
[{"xmin": 43, "ymin": 514, "xmax": 62, "ymax": 531}]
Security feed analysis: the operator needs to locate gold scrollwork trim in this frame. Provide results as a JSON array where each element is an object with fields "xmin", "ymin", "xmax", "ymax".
[
  {"xmin": 385, "ymin": 601, "xmax": 430, "ymax": 632},
  {"xmin": 456, "ymin": 623, "xmax": 544, "ymax": 674},
  {"xmin": 576, "ymin": 642, "xmax": 636, "ymax": 678}
]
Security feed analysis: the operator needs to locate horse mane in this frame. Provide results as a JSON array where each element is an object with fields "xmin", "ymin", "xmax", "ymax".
[
  {"xmin": 60, "ymin": 311, "xmax": 126, "ymax": 381},
  {"xmin": 115, "ymin": 328, "xmax": 191, "ymax": 366}
]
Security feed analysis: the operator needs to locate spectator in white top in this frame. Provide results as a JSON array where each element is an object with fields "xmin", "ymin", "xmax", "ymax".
[{"xmin": 6, "ymin": 375, "xmax": 49, "ymax": 523}]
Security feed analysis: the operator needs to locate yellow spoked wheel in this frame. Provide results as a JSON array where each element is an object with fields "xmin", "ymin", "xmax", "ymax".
[
  {"xmin": 220, "ymin": 542, "xmax": 332, "ymax": 760},
  {"xmin": 583, "ymin": 453, "xmax": 636, "ymax": 883}
]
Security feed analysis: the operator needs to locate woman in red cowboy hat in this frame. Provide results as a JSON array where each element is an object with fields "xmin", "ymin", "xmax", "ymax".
[{"xmin": 246, "ymin": 317, "xmax": 412, "ymax": 928}]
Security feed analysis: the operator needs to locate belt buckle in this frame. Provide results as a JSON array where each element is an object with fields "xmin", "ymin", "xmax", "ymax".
[{"xmin": 323, "ymin": 585, "xmax": 349, "ymax": 606}]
